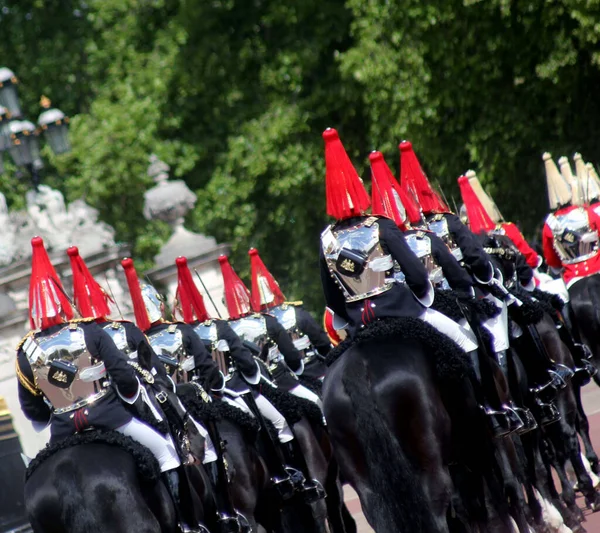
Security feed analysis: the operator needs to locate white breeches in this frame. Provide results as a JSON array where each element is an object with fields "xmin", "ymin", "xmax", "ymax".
[
  {"xmin": 224, "ymin": 393, "xmax": 295, "ymax": 444},
  {"xmin": 288, "ymin": 384, "xmax": 323, "ymax": 409},
  {"xmin": 482, "ymin": 295, "xmax": 510, "ymax": 352},
  {"xmin": 116, "ymin": 418, "xmax": 181, "ymax": 472},
  {"xmin": 420, "ymin": 308, "xmax": 479, "ymax": 352},
  {"xmin": 188, "ymin": 416, "xmax": 218, "ymax": 464}
]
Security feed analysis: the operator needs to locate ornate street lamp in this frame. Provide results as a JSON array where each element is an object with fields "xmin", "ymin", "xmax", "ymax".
[
  {"xmin": 0, "ymin": 68, "xmax": 21, "ymax": 118},
  {"xmin": 7, "ymin": 120, "xmax": 40, "ymax": 167},
  {"xmin": 38, "ymin": 96, "xmax": 71, "ymax": 154},
  {"xmin": 0, "ymin": 68, "xmax": 70, "ymax": 187}
]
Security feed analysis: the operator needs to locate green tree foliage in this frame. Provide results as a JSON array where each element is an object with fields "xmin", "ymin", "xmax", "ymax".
[{"xmin": 3, "ymin": 0, "xmax": 600, "ymax": 309}]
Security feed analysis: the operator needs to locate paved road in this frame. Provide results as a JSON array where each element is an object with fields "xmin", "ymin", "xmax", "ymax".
[{"xmin": 345, "ymin": 382, "xmax": 600, "ymax": 532}]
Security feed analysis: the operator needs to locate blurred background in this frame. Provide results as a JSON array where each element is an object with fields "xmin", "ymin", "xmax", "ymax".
[{"xmin": 1, "ymin": 0, "xmax": 600, "ymax": 312}]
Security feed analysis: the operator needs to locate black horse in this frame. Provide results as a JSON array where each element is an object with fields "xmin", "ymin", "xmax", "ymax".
[
  {"xmin": 322, "ymin": 318, "xmax": 511, "ymax": 533},
  {"xmin": 24, "ymin": 434, "xmax": 187, "ymax": 533}
]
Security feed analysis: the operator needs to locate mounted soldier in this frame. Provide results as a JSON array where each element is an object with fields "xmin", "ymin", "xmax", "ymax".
[
  {"xmin": 541, "ymin": 152, "xmax": 600, "ymax": 378},
  {"xmin": 318, "ymin": 130, "xmax": 511, "ymax": 532},
  {"xmin": 173, "ymin": 256, "xmax": 324, "ymax": 503},
  {"xmin": 217, "ymin": 254, "xmax": 321, "ymax": 407},
  {"xmin": 15, "ymin": 237, "xmax": 206, "ymax": 531},
  {"xmin": 368, "ymin": 148, "xmax": 529, "ymax": 434},
  {"xmin": 248, "ymin": 247, "xmax": 330, "ymax": 381}
]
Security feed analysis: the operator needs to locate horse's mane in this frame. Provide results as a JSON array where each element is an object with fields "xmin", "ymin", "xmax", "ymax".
[{"xmin": 26, "ymin": 430, "xmax": 160, "ymax": 482}]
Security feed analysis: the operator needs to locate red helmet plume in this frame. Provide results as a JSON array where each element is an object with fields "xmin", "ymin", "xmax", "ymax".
[
  {"xmin": 323, "ymin": 128, "xmax": 370, "ymax": 220},
  {"xmin": 29, "ymin": 236, "xmax": 74, "ymax": 330},
  {"xmin": 399, "ymin": 140, "xmax": 449, "ymax": 215},
  {"xmin": 121, "ymin": 257, "xmax": 152, "ymax": 331},
  {"xmin": 457, "ymin": 175, "xmax": 495, "ymax": 233},
  {"xmin": 218, "ymin": 255, "xmax": 252, "ymax": 320},
  {"xmin": 67, "ymin": 246, "xmax": 111, "ymax": 319},
  {"xmin": 369, "ymin": 151, "xmax": 422, "ymax": 228},
  {"xmin": 175, "ymin": 257, "xmax": 210, "ymax": 323},
  {"xmin": 248, "ymin": 248, "xmax": 285, "ymax": 311}
]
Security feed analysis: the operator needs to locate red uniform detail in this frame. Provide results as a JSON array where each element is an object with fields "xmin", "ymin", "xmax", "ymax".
[
  {"xmin": 542, "ymin": 205, "xmax": 600, "ymax": 285},
  {"xmin": 501, "ymin": 223, "xmax": 540, "ymax": 269}
]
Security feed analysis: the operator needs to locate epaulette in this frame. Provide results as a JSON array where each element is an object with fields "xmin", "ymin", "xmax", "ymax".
[
  {"xmin": 69, "ymin": 317, "xmax": 96, "ymax": 324},
  {"xmin": 15, "ymin": 358, "xmax": 41, "ymax": 396},
  {"xmin": 364, "ymin": 216, "xmax": 378, "ymax": 227},
  {"xmin": 284, "ymin": 301, "xmax": 303, "ymax": 307},
  {"xmin": 415, "ymin": 230, "xmax": 427, "ymax": 238},
  {"xmin": 15, "ymin": 331, "xmax": 34, "ymax": 351},
  {"xmin": 167, "ymin": 323, "xmax": 178, "ymax": 333},
  {"xmin": 432, "ymin": 213, "xmax": 444, "ymax": 221}
]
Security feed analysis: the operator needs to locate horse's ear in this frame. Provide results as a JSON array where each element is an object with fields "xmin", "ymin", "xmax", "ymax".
[{"xmin": 137, "ymin": 340, "xmax": 153, "ymax": 370}]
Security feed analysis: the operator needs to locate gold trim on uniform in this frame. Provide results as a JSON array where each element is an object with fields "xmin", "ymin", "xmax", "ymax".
[{"xmin": 15, "ymin": 358, "xmax": 41, "ymax": 396}]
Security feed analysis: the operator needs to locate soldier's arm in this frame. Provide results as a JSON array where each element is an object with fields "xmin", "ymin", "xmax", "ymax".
[
  {"xmin": 215, "ymin": 320, "xmax": 260, "ymax": 383},
  {"xmin": 429, "ymin": 233, "xmax": 474, "ymax": 296},
  {"xmin": 16, "ymin": 350, "xmax": 51, "ymax": 425},
  {"xmin": 294, "ymin": 307, "xmax": 332, "ymax": 356},
  {"xmin": 264, "ymin": 314, "xmax": 303, "ymax": 374},
  {"xmin": 180, "ymin": 324, "xmax": 224, "ymax": 392},
  {"xmin": 445, "ymin": 214, "xmax": 493, "ymax": 283},
  {"xmin": 319, "ymin": 246, "xmax": 350, "ymax": 322},
  {"xmin": 122, "ymin": 321, "xmax": 168, "ymax": 380},
  {"xmin": 503, "ymin": 222, "xmax": 541, "ymax": 269},
  {"xmin": 378, "ymin": 218, "xmax": 430, "ymax": 298},
  {"xmin": 542, "ymin": 222, "xmax": 562, "ymax": 269},
  {"xmin": 84, "ymin": 323, "xmax": 139, "ymax": 399}
]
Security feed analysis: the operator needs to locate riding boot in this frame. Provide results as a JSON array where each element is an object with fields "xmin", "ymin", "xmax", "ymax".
[
  {"xmin": 467, "ymin": 350, "xmax": 515, "ymax": 437},
  {"xmin": 555, "ymin": 315, "xmax": 597, "ymax": 384},
  {"xmin": 204, "ymin": 462, "xmax": 248, "ymax": 533},
  {"xmin": 162, "ymin": 469, "xmax": 209, "ymax": 533},
  {"xmin": 281, "ymin": 441, "xmax": 325, "ymax": 504}
]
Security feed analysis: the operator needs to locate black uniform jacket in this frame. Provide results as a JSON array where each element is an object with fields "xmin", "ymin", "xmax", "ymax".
[
  {"xmin": 429, "ymin": 213, "xmax": 494, "ymax": 284},
  {"xmin": 293, "ymin": 306, "xmax": 329, "ymax": 379},
  {"xmin": 320, "ymin": 216, "xmax": 430, "ymax": 336},
  {"xmin": 107, "ymin": 320, "xmax": 170, "ymax": 385},
  {"xmin": 193, "ymin": 318, "xmax": 260, "ymax": 393},
  {"xmin": 477, "ymin": 233, "xmax": 534, "ymax": 289},
  {"xmin": 16, "ymin": 321, "xmax": 139, "ymax": 443},
  {"xmin": 404, "ymin": 229, "xmax": 475, "ymax": 297},
  {"xmin": 263, "ymin": 313, "xmax": 304, "ymax": 391},
  {"xmin": 146, "ymin": 321, "xmax": 223, "ymax": 392}
]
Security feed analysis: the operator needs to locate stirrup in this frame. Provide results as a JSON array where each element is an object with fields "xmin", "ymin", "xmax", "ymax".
[
  {"xmin": 181, "ymin": 525, "xmax": 211, "ymax": 533},
  {"xmin": 217, "ymin": 512, "xmax": 250, "ymax": 533},
  {"xmin": 481, "ymin": 406, "xmax": 517, "ymax": 438},
  {"xmin": 300, "ymin": 479, "xmax": 326, "ymax": 504},
  {"xmin": 574, "ymin": 343, "xmax": 594, "ymax": 360},
  {"xmin": 505, "ymin": 404, "xmax": 537, "ymax": 434},
  {"xmin": 533, "ymin": 398, "xmax": 561, "ymax": 427},
  {"xmin": 553, "ymin": 364, "xmax": 574, "ymax": 384},
  {"xmin": 272, "ymin": 473, "xmax": 295, "ymax": 501}
]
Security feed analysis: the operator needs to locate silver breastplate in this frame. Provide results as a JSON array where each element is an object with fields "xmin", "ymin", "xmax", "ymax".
[
  {"xmin": 546, "ymin": 208, "xmax": 599, "ymax": 264},
  {"xmin": 427, "ymin": 215, "xmax": 464, "ymax": 262},
  {"xmin": 102, "ymin": 322, "xmax": 132, "ymax": 356},
  {"xmin": 230, "ymin": 315, "xmax": 283, "ymax": 366},
  {"xmin": 148, "ymin": 325, "xmax": 192, "ymax": 382},
  {"xmin": 22, "ymin": 324, "xmax": 109, "ymax": 414},
  {"xmin": 271, "ymin": 305, "xmax": 313, "ymax": 355},
  {"xmin": 405, "ymin": 232, "xmax": 445, "ymax": 286},
  {"xmin": 193, "ymin": 320, "xmax": 233, "ymax": 378},
  {"xmin": 230, "ymin": 315, "xmax": 269, "ymax": 347},
  {"xmin": 321, "ymin": 217, "xmax": 395, "ymax": 303}
]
